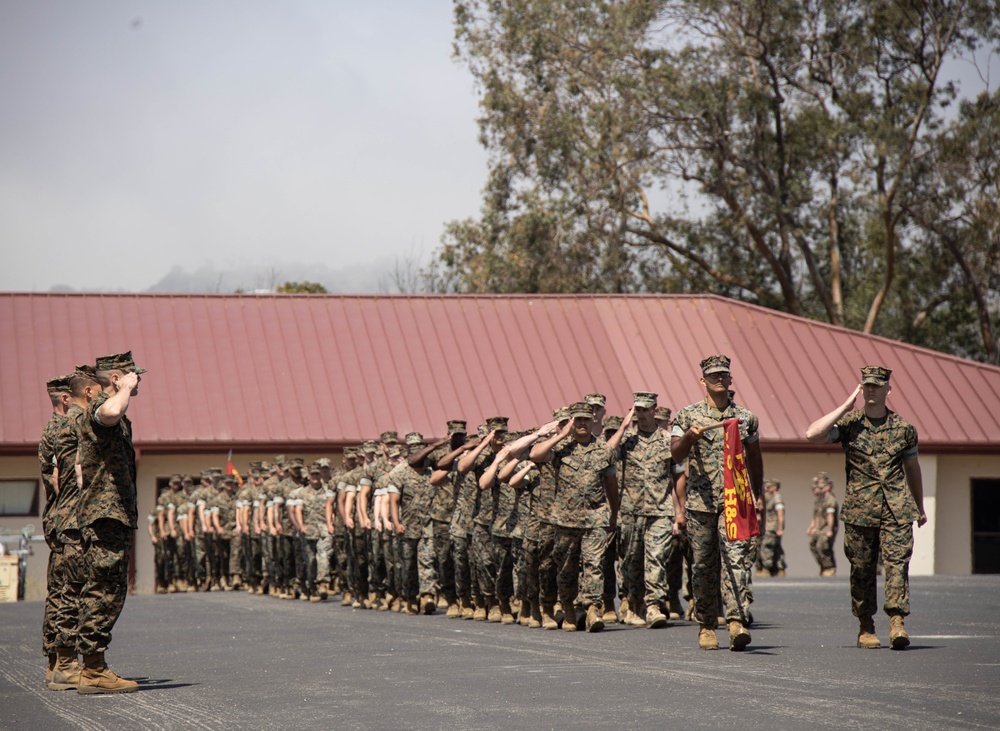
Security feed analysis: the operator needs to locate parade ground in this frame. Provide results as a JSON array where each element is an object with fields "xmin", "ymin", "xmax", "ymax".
[{"xmin": 2, "ymin": 575, "xmax": 998, "ymax": 731}]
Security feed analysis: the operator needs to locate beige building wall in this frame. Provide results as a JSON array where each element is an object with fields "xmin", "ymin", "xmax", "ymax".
[
  {"xmin": 0, "ymin": 456, "xmax": 49, "ymax": 601},
  {"xmin": 934, "ymin": 454, "xmax": 1000, "ymax": 575}
]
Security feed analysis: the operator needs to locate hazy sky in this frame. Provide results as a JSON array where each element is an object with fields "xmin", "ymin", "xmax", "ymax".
[
  {"xmin": 2, "ymin": 3, "xmax": 995, "ymax": 293},
  {"xmin": 0, "ymin": 1, "xmax": 487, "ymax": 291}
]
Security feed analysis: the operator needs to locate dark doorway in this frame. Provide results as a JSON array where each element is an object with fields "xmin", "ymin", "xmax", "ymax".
[{"xmin": 972, "ymin": 479, "xmax": 1000, "ymax": 574}]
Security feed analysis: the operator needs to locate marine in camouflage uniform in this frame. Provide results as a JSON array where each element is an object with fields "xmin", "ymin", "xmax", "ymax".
[
  {"xmin": 440, "ymin": 430, "xmax": 480, "ymax": 618},
  {"xmin": 458, "ymin": 418, "xmax": 509, "ymax": 620},
  {"xmin": 388, "ymin": 433, "xmax": 439, "ymax": 613},
  {"xmin": 531, "ymin": 402, "xmax": 619, "ymax": 633},
  {"xmin": 299, "ymin": 462, "xmax": 334, "ymax": 600},
  {"xmin": 482, "ymin": 432, "xmax": 524, "ymax": 624},
  {"xmin": 42, "ymin": 370, "xmax": 98, "ymax": 690},
  {"xmin": 74, "ymin": 351, "xmax": 146, "ymax": 693},
  {"xmin": 806, "ymin": 365, "xmax": 927, "ymax": 650},
  {"xmin": 341, "ymin": 441, "xmax": 378, "ymax": 607},
  {"xmin": 332, "ymin": 449, "xmax": 359, "ymax": 598},
  {"xmin": 808, "ymin": 472, "xmax": 838, "ymax": 576},
  {"xmin": 427, "ymin": 422, "xmax": 466, "ymax": 616},
  {"xmin": 208, "ymin": 474, "xmax": 238, "ymax": 589},
  {"xmin": 149, "ymin": 511, "xmax": 166, "ymax": 592},
  {"xmin": 40, "ymin": 374, "xmax": 72, "ymax": 678},
  {"xmin": 156, "ymin": 475, "xmax": 185, "ymax": 591},
  {"xmin": 527, "ymin": 407, "xmax": 569, "ymax": 629},
  {"xmin": 614, "ymin": 392, "xmax": 684, "ymax": 628},
  {"xmin": 755, "ymin": 480, "xmax": 786, "ymax": 576},
  {"xmin": 190, "ymin": 471, "xmax": 216, "ymax": 591},
  {"xmin": 585, "ymin": 393, "xmax": 620, "ymax": 624},
  {"xmin": 672, "ymin": 355, "xmax": 763, "ymax": 651},
  {"xmin": 176, "ymin": 476, "xmax": 198, "ymax": 592}
]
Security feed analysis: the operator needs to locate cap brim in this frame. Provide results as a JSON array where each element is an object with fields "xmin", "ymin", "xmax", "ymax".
[
  {"xmin": 703, "ymin": 367, "xmax": 730, "ymax": 375},
  {"xmin": 860, "ymin": 378, "xmax": 886, "ymax": 386},
  {"xmin": 132, "ymin": 366, "xmax": 147, "ymax": 374}
]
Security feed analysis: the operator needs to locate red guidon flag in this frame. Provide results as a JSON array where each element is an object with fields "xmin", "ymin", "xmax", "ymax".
[
  {"xmin": 226, "ymin": 449, "xmax": 244, "ymax": 487},
  {"xmin": 723, "ymin": 419, "xmax": 759, "ymax": 541}
]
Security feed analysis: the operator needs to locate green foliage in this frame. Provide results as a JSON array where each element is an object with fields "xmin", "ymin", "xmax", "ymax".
[
  {"xmin": 276, "ymin": 281, "xmax": 328, "ymax": 294},
  {"xmin": 433, "ymin": 0, "xmax": 1000, "ymax": 363}
]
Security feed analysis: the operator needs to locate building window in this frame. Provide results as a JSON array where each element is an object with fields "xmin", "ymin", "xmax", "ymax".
[
  {"xmin": 972, "ymin": 478, "xmax": 1000, "ymax": 574},
  {"xmin": 0, "ymin": 479, "xmax": 40, "ymax": 517}
]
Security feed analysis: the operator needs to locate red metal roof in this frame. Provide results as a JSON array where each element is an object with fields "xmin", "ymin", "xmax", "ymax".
[{"xmin": 2, "ymin": 292, "xmax": 998, "ymax": 454}]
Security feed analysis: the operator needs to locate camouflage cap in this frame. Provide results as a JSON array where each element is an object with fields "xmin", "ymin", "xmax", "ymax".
[
  {"xmin": 568, "ymin": 401, "xmax": 594, "ymax": 419},
  {"xmin": 95, "ymin": 350, "xmax": 147, "ymax": 374},
  {"xmin": 169, "ymin": 474, "xmax": 181, "ymax": 484},
  {"xmin": 380, "ymin": 431, "xmax": 399, "ymax": 445},
  {"xmin": 274, "ymin": 454, "xmax": 287, "ymax": 466},
  {"xmin": 248, "ymin": 461, "xmax": 263, "ymax": 471},
  {"xmin": 388, "ymin": 444, "xmax": 407, "ymax": 459},
  {"xmin": 405, "ymin": 431, "xmax": 425, "ymax": 447},
  {"xmin": 74, "ymin": 364, "xmax": 98, "ymax": 381},
  {"xmin": 700, "ymin": 354, "xmax": 731, "ymax": 375},
  {"xmin": 603, "ymin": 415, "xmax": 623, "ymax": 432},
  {"xmin": 860, "ymin": 365, "xmax": 892, "ymax": 386},
  {"xmin": 633, "ymin": 391, "xmax": 657, "ymax": 409},
  {"xmin": 654, "ymin": 406, "xmax": 672, "ymax": 423},
  {"xmin": 317, "ymin": 458, "xmax": 332, "ymax": 468},
  {"xmin": 552, "ymin": 406, "xmax": 571, "ymax": 422},
  {"xmin": 289, "ymin": 457, "xmax": 305, "ymax": 468},
  {"xmin": 477, "ymin": 424, "xmax": 488, "ymax": 437},
  {"xmin": 46, "ymin": 374, "xmax": 74, "ymax": 393},
  {"xmin": 485, "ymin": 416, "xmax": 509, "ymax": 433},
  {"xmin": 343, "ymin": 447, "xmax": 357, "ymax": 458},
  {"xmin": 222, "ymin": 473, "xmax": 237, "ymax": 484},
  {"xmin": 209, "ymin": 467, "xmax": 224, "ymax": 476},
  {"xmin": 584, "ymin": 393, "xmax": 606, "ymax": 407},
  {"xmin": 361, "ymin": 440, "xmax": 379, "ymax": 454},
  {"xmin": 308, "ymin": 462, "xmax": 322, "ymax": 474},
  {"xmin": 199, "ymin": 470, "xmax": 213, "ymax": 480},
  {"xmin": 260, "ymin": 460, "xmax": 272, "ymax": 471},
  {"xmin": 182, "ymin": 474, "xmax": 194, "ymax": 483},
  {"xmin": 447, "ymin": 420, "xmax": 468, "ymax": 436}
]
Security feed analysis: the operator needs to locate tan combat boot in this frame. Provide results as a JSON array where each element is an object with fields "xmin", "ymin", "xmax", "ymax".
[
  {"xmin": 518, "ymin": 601, "xmax": 532, "ymax": 626},
  {"xmin": 437, "ymin": 594, "xmax": 449, "ymax": 611},
  {"xmin": 461, "ymin": 597, "xmax": 475, "ymax": 620},
  {"xmin": 500, "ymin": 598, "xmax": 515, "ymax": 625},
  {"xmin": 77, "ymin": 653, "xmax": 138, "ymax": 695},
  {"xmin": 317, "ymin": 582, "xmax": 329, "ymax": 601},
  {"xmin": 421, "ymin": 593, "xmax": 437, "ymax": 615},
  {"xmin": 45, "ymin": 654, "xmax": 55, "ymax": 687},
  {"xmin": 586, "ymin": 605, "xmax": 605, "ymax": 633},
  {"xmin": 473, "ymin": 601, "xmax": 488, "ymax": 621},
  {"xmin": 627, "ymin": 602, "xmax": 647, "ymax": 627},
  {"xmin": 619, "ymin": 597, "xmax": 631, "ymax": 624},
  {"xmin": 528, "ymin": 602, "xmax": 542, "ymax": 629},
  {"xmin": 858, "ymin": 616, "xmax": 881, "ymax": 649},
  {"xmin": 821, "ymin": 567, "xmax": 837, "ymax": 577},
  {"xmin": 602, "ymin": 596, "xmax": 618, "ymax": 625},
  {"xmin": 446, "ymin": 601, "xmax": 461, "ymax": 619},
  {"xmin": 667, "ymin": 594, "xmax": 683, "ymax": 621},
  {"xmin": 541, "ymin": 605, "xmax": 559, "ymax": 630},
  {"xmin": 404, "ymin": 598, "xmax": 419, "ymax": 615},
  {"xmin": 698, "ymin": 626, "xmax": 720, "ymax": 650},
  {"xmin": 562, "ymin": 603, "xmax": 578, "ymax": 632},
  {"xmin": 487, "ymin": 601, "xmax": 502, "ymax": 623},
  {"xmin": 341, "ymin": 590, "xmax": 353, "ymax": 607},
  {"xmin": 646, "ymin": 605, "xmax": 668, "ymax": 629},
  {"xmin": 48, "ymin": 648, "xmax": 81, "ymax": 691},
  {"xmin": 728, "ymin": 621, "xmax": 751, "ymax": 651},
  {"xmin": 889, "ymin": 614, "xmax": 910, "ymax": 650}
]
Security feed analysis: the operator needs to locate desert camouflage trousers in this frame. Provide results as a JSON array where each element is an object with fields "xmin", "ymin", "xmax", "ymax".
[
  {"xmin": 43, "ymin": 534, "xmax": 85, "ymax": 654},
  {"xmin": 810, "ymin": 532, "xmax": 837, "ymax": 571},
  {"xmin": 78, "ymin": 519, "xmax": 133, "ymax": 655},
  {"xmin": 756, "ymin": 531, "xmax": 786, "ymax": 574},
  {"xmin": 471, "ymin": 523, "xmax": 496, "ymax": 601},
  {"xmin": 623, "ymin": 515, "xmax": 680, "ymax": 611},
  {"xmin": 844, "ymin": 519, "xmax": 913, "ymax": 618},
  {"xmin": 431, "ymin": 521, "xmax": 455, "ymax": 602},
  {"xmin": 687, "ymin": 509, "xmax": 754, "ymax": 629},
  {"xmin": 552, "ymin": 525, "xmax": 613, "ymax": 610},
  {"xmin": 530, "ymin": 523, "xmax": 558, "ymax": 606},
  {"xmin": 451, "ymin": 533, "xmax": 473, "ymax": 600}
]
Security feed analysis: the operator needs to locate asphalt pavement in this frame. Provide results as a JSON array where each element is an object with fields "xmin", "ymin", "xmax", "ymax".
[{"xmin": 2, "ymin": 575, "xmax": 999, "ymax": 731}]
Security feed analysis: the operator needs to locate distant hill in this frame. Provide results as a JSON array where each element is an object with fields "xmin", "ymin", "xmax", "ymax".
[{"xmin": 144, "ymin": 259, "xmax": 397, "ymax": 294}]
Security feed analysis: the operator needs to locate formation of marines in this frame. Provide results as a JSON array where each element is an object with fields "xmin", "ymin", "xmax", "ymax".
[
  {"xmin": 40, "ymin": 351, "xmax": 145, "ymax": 695},
  {"xmin": 41, "ymin": 352, "xmax": 927, "ymax": 685},
  {"xmin": 148, "ymin": 354, "xmax": 766, "ymax": 652}
]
